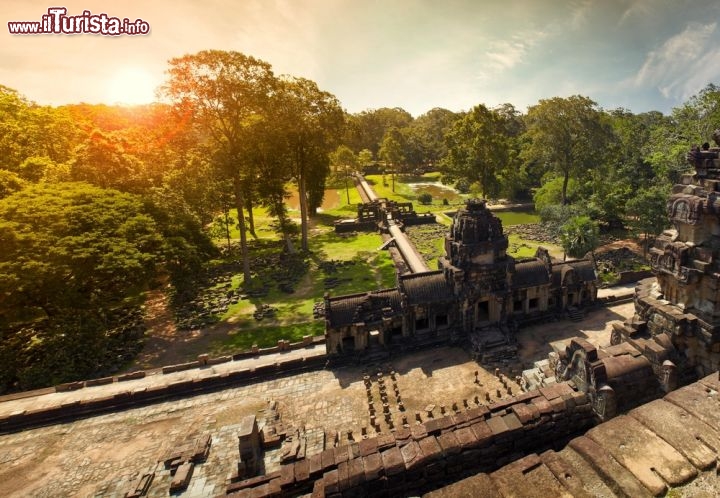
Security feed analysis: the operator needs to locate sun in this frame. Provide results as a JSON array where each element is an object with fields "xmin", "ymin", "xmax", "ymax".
[{"xmin": 105, "ymin": 66, "xmax": 159, "ymax": 105}]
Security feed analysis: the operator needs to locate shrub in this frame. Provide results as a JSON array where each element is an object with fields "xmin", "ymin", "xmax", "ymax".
[{"xmin": 418, "ymin": 192, "xmax": 432, "ymax": 205}]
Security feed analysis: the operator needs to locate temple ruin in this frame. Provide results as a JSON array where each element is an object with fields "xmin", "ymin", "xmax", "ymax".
[{"xmin": 326, "ymin": 187, "xmax": 598, "ymax": 361}]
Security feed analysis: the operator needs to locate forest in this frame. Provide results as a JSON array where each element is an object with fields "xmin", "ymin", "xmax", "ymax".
[{"xmin": 2, "ymin": 48, "xmax": 720, "ymax": 393}]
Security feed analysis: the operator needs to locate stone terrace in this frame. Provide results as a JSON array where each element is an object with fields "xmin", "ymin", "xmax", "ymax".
[
  {"xmin": 0, "ymin": 347, "xmax": 515, "ymax": 498},
  {"xmin": 426, "ymin": 372, "xmax": 720, "ymax": 498}
]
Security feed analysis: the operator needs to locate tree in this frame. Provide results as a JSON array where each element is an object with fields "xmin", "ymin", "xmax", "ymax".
[
  {"xmin": 0, "ymin": 169, "xmax": 26, "ymax": 199},
  {"xmin": 274, "ymin": 76, "xmax": 343, "ymax": 251},
  {"xmin": 379, "ymin": 128, "xmax": 405, "ymax": 192},
  {"xmin": 357, "ymin": 148, "xmax": 373, "ymax": 169},
  {"xmin": 522, "ymin": 96, "xmax": 612, "ymax": 205},
  {"xmin": 560, "ymin": 215, "xmax": 599, "ymax": 260},
  {"xmin": 442, "ymin": 104, "xmax": 508, "ymax": 199},
  {"xmin": 162, "ymin": 50, "xmax": 277, "ymax": 283},
  {"xmin": 344, "ymin": 107, "xmax": 413, "ymax": 157},
  {"xmin": 0, "ymin": 183, "xmax": 167, "ymax": 390},
  {"xmin": 404, "ymin": 107, "xmax": 459, "ymax": 169},
  {"xmin": 626, "ymin": 185, "xmax": 669, "ymax": 255}
]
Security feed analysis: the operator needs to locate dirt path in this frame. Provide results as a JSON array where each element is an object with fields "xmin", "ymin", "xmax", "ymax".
[{"xmin": 596, "ymin": 238, "xmax": 645, "ymax": 255}]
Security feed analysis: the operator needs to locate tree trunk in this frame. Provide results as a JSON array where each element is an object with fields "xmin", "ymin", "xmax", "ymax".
[
  {"xmin": 562, "ymin": 169, "xmax": 570, "ymax": 205},
  {"xmin": 223, "ymin": 208, "xmax": 231, "ymax": 249},
  {"xmin": 246, "ymin": 193, "xmax": 256, "ymax": 238},
  {"xmin": 299, "ymin": 172, "xmax": 309, "ymax": 251},
  {"xmin": 232, "ymin": 176, "xmax": 252, "ymax": 285}
]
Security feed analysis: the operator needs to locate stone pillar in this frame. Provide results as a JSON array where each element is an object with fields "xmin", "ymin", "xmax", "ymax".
[{"xmin": 660, "ymin": 360, "xmax": 678, "ymax": 393}]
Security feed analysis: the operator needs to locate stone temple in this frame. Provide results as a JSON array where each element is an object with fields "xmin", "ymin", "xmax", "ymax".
[{"xmin": 325, "ymin": 197, "xmax": 597, "ymax": 361}]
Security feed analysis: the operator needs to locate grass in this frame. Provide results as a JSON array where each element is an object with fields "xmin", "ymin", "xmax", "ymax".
[{"xmin": 210, "ymin": 321, "xmax": 325, "ymax": 354}]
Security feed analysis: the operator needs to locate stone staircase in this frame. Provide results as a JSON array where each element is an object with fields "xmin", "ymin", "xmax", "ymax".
[
  {"xmin": 566, "ymin": 306, "xmax": 584, "ymax": 322},
  {"xmin": 521, "ymin": 358, "xmax": 557, "ymax": 392}
]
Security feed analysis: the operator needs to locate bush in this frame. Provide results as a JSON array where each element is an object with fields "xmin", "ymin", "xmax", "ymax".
[
  {"xmin": 418, "ymin": 192, "xmax": 432, "ymax": 205},
  {"xmin": 455, "ymin": 178, "xmax": 470, "ymax": 194}
]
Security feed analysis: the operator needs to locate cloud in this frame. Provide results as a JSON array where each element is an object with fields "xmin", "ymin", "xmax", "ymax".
[
  {"xmin": 634, "ymin": 22, "xmax": 720, "ymax": 100},
  {"xmin": 569, "ymin": 0, "xmax": 595, "ymax": 30}
]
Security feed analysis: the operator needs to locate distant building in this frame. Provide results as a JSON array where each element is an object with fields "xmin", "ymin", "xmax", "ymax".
[{"xmin": 325, "ymin": 199, "xmax": 598, "ymax": 358}]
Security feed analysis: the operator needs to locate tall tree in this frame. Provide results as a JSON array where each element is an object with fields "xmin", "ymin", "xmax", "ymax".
[
  {"xmin": 275, "ymin": 76, "xmax": 343, "ymax": 251},
  {"xmin": 522, "ymin": 96, "xmax": 612, "ymax": 205},
  {"xmin": 379, "ymin": 128, "xmax": 405, "ymax": 192},
  {"xmin": 442, "ymin": 104, "xmax": 508, "ymax": 199},
  {"xmin": 162, "ymin": 50, "xmax": 276, "ymax": 283}
]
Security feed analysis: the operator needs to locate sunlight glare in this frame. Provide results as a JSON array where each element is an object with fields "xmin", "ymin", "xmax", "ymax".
[{"xmin": 105, "ymin": 66, "xmax": 159, "ymax": 105}]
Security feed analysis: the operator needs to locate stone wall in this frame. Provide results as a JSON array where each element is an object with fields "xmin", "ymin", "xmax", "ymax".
[
  {"xmin": 226, "ymin": 382, "xmax": 595, "ymax": 497},
  {"xmin": 0, "ymin": 351, "xmax": 328, "ymax": 434}
]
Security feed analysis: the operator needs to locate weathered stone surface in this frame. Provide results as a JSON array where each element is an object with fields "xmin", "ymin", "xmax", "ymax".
[
  {"xmin": 436, "ymin": 431, "xmax": 461, "ymax": 456},
  {"xmin": 502, "ymin": 412, "xmax": 523, "ymax": 431},
  {"xmin": 554, "ymin": 447, "xmax": 617, "ymax": 498},
  {"xmin": 568, "ymin": 435, "xmax": 651, "ymax": 498},
  {"xmin": 418, "ymin": 436, "xmax": 443, "ymax": 463},
  {"xmin": 169, "ymin": 462, "xmax": 194, "ymax": 493},
  {"xmin": 359, "ymin": 437, "xmax": 378, "ymax": 457},
  {"xmin": 490, "ymin": 453, "xmax": 572, "ymax": 498},
  {"xmin": 422, "ymin": 472, "xmax": 501, "ymax": 498},
  {"xmin": 630, "ymin": 399, "xmax": 720, "ymax": 470},
  {"xmin": 362, "ymin": 452, "xmax": 383, "ymax": 481},
  {"xmin": 469, "ymin": 420, "xmax": 493, "ymax": 445},
  {"xmin": 381, "ymin": 446, "xmax": 404, "ymax": 476},
  {"xmin": 348, "ymin": 457, "xmax": 365, "ymax": 488},
  {"xmin": 511, "ymin": 403, "xmax": 535, "ymax": 424},
  {"xmin": 586, "ymin": 414, "xmax": 697, "ymax": 494},
  {"xmin": 539, "ymin": 450, "xmax": 595, "ymax": 498},
  {"xmin": 486, "ymin": 414, "xmax": 509, "ymax": 436},
  {"xmin": 400, "ymin": 440, "xmax": 422, "ymax": 469},
  {"xmin": 665, "ymin": 378, "xmax": 720, "ymax": 430},
  {"xmin": 453, "ymin": 426, "xmax": 478, "ymax": 450}
]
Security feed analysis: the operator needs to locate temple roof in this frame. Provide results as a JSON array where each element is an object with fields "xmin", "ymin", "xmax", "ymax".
[
  {"xmin": 552, "ymin": 260, "xmax": 597, "ymax": 287},
  {"xmin": 512, "ymin": 260, "xmax": 550, "ymax": 288},
  {"xmin": 325, "ymin": 289, "xmax": 402, "ymax": 328},
  {"xmin": 400, "ymin": 271, "xmax": 453, "ymax": 305}
]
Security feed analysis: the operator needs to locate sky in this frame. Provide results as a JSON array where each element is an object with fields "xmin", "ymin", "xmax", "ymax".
[{"xmin": 4, "ymin": 0, "xmax": 720, "ymax": 117}]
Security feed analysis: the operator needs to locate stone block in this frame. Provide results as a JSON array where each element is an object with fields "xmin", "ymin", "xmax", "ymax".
[
  {"xmin": 381, "ymin": 446, "xmax": 404, "ymax": 476},
  {"xmin": 321, "ymin": 448, "xmax": 336, "ymax": 471},
  {"xmin": 469, "ymin": 421, "xmax": 493, "ymax": 446},
  {"xmin": 410, "ymin": 423, "xmax": 428, "ymax": 441},
  {"xmin": 418, "ymin": 436, "xmax": 443, "ymax": 463},
  {"xmin": 362, "ymin": 452, "xmax": 383, "ymax": 481},
  {"xmin": 531, "ymin": 396, "xmax": 553, "ymax": 415},
  {"xmin": 169, "ymin": 462, "xmax": 194, "ymax": 493},
  {"xmin": 359, "ymin": 437, "xmax": 378, "ymax": 457},
  {"xmin": 308, "ymin": 453, "xmax": 323, "ymax": 477},
  {"xmin": 348, "ymin": 457, "xmax": 365, "ymax": 488},
  {"xmin": 436, "ymin": 431, "xmax": 461, "ymax": 456},
  {"xmin": 568, "ymin": 436, "xmax": 657, "ymax": 498},
  {"xmin": 486, "ymin": 415, "xmax": 509, "ymax": 436},
  {"xmin": 400, "ymin": 440, "xmax": 422, "ymax": 470},
  {"xmin": 337, "ymin": 460, "xmax": 350, "ymax": 491},
  {"xmin": 279, "ymin": 463, "xmax": 295, "ymax": 488},
  {"xmin": 511, "ymin": 403, "xmax": 535, "ymax": 424},
  {"xmin": 465, "ymin": 405, "xmax": 490, "ymax": 422},
  {"xmin": 334, "ymin": 445, "xmax": 350, "ymax": 466},
  {"xmin": 323, "ymin": 468, "xmax": 339, "ymax": 495},
  {"xmin": 376, "ymin": 433, "xmax": 396, "ymax": 450},
  {"xmin": 294, "ymin": 459, "xmax": 310, "ymax": 482},
  {"xmin": 453, "ymin": 426, "xmax": 479, "ymax": 450}
]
